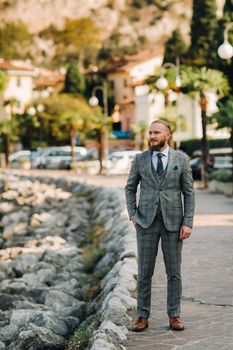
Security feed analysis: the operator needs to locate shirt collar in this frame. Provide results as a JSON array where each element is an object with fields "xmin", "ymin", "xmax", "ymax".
[{"xmin": 153, "ymin": 145, "xmax": 169, "ymax": 158}]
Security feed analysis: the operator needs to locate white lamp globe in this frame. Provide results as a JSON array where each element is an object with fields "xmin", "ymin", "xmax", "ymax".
[
  {"xmin": 37, "ymin": 104, "xmax": 44, "ymax": 113},
  {"xmin": 155, "ymin": 76, "xmax": 168, "ymax": 90},
  {"xmin": 218, "ymin": 41, "xmax": 233, "ymax": 60},
  {"xmin": 27, "ymin": 106, "xmax": 36, "ymax": 115},
  {"xmin": 89, "ymin": 96, "xmax": 99, "ymax": 107},
  {"xmin": 175, "ymin": 75, "xmax": 182, "ymax": 88}
]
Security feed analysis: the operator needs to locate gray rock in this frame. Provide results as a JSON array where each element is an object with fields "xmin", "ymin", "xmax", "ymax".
[
  {"xmin": 44, "ymin": 290, "xmax": 79, "ymax": 311},
  {"xmin": 57, "ymin": 301, "xmax": 86, "ymax": 320},
  {"xmin": 0, "ymin": 324, "xmax": 19, "ymax": 343},
  {"xmin": 0, "ymin": 279, "xmax": 27, "ymax": 295},
  {"xmin": 23, "ymin": 264, "xmax": 57, "ymax": 286},
  {"xmin": 10, "ymin": 253, "xmax": 42, "ymax": 276},
  {"xmin": 10, "ymin": 323, "xmax": 65, "ymax": 350},
  {"xmin": 0, "ymin": 341, "xmax": 5, "ymax": 350},
  {"xmin": 31, "ymin": 311, "xmax": 69, "ymax": 337}
]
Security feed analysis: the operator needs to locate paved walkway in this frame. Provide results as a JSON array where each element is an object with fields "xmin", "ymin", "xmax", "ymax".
[
  {"xmin": 124, "ymin": 190, "xmax": 233, "ymax": 350},
  {"xmin": 2, "ymin": 170, "xmax": 233, "ymax": 349}
]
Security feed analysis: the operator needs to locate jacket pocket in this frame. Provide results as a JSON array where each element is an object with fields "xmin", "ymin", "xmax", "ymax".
[{"xmin": 172, "ymin": 201, "xmax": 182, "ymax": 208}]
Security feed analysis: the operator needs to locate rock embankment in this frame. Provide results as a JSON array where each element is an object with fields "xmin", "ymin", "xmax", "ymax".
[{"xmin": 0, "ymin": 173, "xmax": 137, "ymax": 350}]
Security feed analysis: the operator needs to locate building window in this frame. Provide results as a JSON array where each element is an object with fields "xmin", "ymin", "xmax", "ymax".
[
  {"xmin": 109, "ymin": 80, "xmax": 114, "ymax": 90},
  {"xmin": 124, "ymin": 79, "xmax": 128, "ymax": 87},
  {"xmin": 16, "ymin": 77, "xmax": 21, "ymax": 87}
]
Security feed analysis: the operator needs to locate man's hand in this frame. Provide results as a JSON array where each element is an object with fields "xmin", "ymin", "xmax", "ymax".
[
  {"xmin": 180, "ymin": 225, "xmax": 192, "ymax": 240},
  {"xmin": 131, "ymin": 217, "xmax": 137, "ymax": 227}
]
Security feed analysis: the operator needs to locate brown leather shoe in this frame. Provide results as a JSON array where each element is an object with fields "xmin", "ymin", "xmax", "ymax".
[
  {"xmin": 169, "ymin": 317, "xmax": 185, "ymax": 331},
  {"xmin": 132, "ymin": 317, "xmax": 149, "ymax": 332}
]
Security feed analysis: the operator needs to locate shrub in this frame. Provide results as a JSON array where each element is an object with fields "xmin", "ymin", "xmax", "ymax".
[{"xmin": 207, "ymin": 170, "xmax": 233, "ymax": 183}]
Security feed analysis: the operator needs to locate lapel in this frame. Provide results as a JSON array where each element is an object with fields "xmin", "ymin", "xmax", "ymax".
[{"xmin": 162, "ymin": 149, "xmax": 176, "ymax": 188}]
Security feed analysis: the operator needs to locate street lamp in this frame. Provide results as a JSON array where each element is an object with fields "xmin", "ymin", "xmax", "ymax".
[
  {"xmin": 155, "ymin": 58, "xmax": 181, "ymax": 90},
  {"xmin": 155, "ymin": 58, "xmax": 181, "ymax": 149},
  {"xmin": 27, "ymin": 103, "xmax": 45, "ymax": 142},
  {"xmin": 217, "ymin": 22, "xmax": 233, "ymax": 60},
  {"xmin": 89, "ymin": 82, "xmax": 109, "ymax": 173}
]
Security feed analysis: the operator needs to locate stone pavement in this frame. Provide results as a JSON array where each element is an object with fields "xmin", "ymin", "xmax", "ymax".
[
  {"xmin": 3, "ymin": 170, "xmax": 233, "ymax": 349},
  {"xmin": 124, "ymin": 190, "xmax": 233, "ymax": 350}
]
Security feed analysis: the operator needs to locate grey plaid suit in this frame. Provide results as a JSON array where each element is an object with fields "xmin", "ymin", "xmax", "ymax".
[{"xmin": 125, "ymin": 148, "xmax": 195, "ymax": 318}]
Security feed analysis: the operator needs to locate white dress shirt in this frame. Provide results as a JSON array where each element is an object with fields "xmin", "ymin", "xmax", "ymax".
[{"xmin": 152, "ymin": 145, "xmax": 169, "ymax": 172}]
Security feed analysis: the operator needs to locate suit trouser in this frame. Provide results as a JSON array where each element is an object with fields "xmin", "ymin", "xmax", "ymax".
[{"xmin": 136, "ymin": 216, "xmax": 183, "ymax": 318}]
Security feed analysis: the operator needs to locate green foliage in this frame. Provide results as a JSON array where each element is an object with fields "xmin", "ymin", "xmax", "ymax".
[
  {"xmin": 15, "ymin": 93, "xmax": 103, "ymax": 149},
  {"xmin": 82, "ymin": 222, "xmax": 107, "ymax": 273},
  {"xmin": 180, "ymin": 138, "xmax": 230, "ymax": 157},
  {"xmin": 132, "ymin": 0, "xmax": 146, "ymax": 8},
  {"xmin": 216, "ymin": 0, "xmax": 233, "ymax": 92},
  {"xmin": 83, "ymin": 279, "xmax": 101, "ymax": 301},
  {"xmin": 207, "ymin": 169, "xmax": 233, "ymax": 182},
  {"xmin": 67, "ymin": 326, "xmax": 91, "ymax": 350},
  {"xmin": 163, "ymin": 29, "xmax": 187, "ymax": 64},
  {"xmin": 64, "ymin": 62, "xmax": 86, "ymax": 95},
  {"xmin": 212, "ymin": 97, "xmax": 233, "ymax": 131},
  {"xmin": 188, "ymin": 0, "xmax": 218, "ymax": 67},
  {"xmin": 0, "ymin": 21, "xmax": 33, "ymax": 59},
  {"xmin": 82, "ymin": 223, "xmax": 106, "ymax": 246},
  {"xmin": 131, "ymin": 0, "xmax": 175, "ymax": 10},
  {"xmin": 39, "ymin": 93, "xmax": 102, "ymax": 143},
  {"xmin": 180, "ymin": 66, "xmax": 229, "ymax": 98},
  {"xmin": 83, "ymin": 246, "xmax": 107, "ymax": 273},
  {"xmin": 0, "ymin": 118, "xmax": 18, "ymax": 142},
  {"xmin": 41, "ymin": 18, "xmax": 101, "ymax": 66},
  {"xmin": 0, "ymin": 70, "xmax": 7, "ymax": 92}
]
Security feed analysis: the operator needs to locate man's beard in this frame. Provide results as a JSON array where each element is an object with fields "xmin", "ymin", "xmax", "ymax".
[{"xmin": 148, "ymin": 139, "xmax": 166, "ymax": 151}]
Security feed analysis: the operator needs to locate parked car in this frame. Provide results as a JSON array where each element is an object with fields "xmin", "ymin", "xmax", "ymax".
[
  {"xmin": 9, "ymin": 150, "xmax": 32, "ymax": 169},
  {"xmin": 190, "ymin": 157, "xmax": 214, "ymax": 180},
  {"xmin": 213, "ymin": 156, "xmax": 232, "ymax": 170},
  {"xmin": 107, "ymin": 150, "xmax": 141, "ymax": 174},
  {"xmin": 32, "ymin": 146, "xmax": 87, "ymax": 169}
]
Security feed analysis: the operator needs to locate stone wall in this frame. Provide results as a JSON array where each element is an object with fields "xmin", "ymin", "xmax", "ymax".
[{"xmin": 0, "ymin": 173, "xmax": 137, "ymax": 350}]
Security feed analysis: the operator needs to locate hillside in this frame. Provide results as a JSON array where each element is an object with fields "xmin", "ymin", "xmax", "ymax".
[
  {"xmin": 0, "ymin": 0, "xmax": 192, "ymax": 44},
  {"xmin": 0, "ymin": 0, "xmax": 226, "ymax": 68}
]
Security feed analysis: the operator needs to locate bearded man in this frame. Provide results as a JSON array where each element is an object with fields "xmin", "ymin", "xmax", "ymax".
[{"xmin": 125, "ymin": 120, "xmax": 195, "ymax": 332}]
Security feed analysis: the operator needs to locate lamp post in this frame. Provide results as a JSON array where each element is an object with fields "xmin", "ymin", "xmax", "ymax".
[
  {"xmin": 155, "ymin": 58, "xmax": 181, "ymax": 149},
  {"xmin": 217, "ymin": 22, "xmax": 233, "ymax": 190},
  {"xmin": 217, "ymin": 22, "xmax": 233, "ymax": 60},
  {"xmin": 89, "ymin": 81, "xmax": 108, "ymax": 174},
  {"xmin": 27, "ymin": 103, "xmax": 45, "ymax": 145},
  {"xmin": 156, "ymin": 58, "xmax": 181, "ymax": 90}
]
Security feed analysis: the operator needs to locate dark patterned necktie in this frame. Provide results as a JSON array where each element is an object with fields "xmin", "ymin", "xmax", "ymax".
[{"xmin": 157, "ymin": 153, "xmax": 164, "ymax": 176}]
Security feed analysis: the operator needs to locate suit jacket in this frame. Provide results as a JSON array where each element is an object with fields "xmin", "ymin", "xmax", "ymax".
[{"xmin": 125, "ymin": 149, "xmax": 195, "ymax": 231}]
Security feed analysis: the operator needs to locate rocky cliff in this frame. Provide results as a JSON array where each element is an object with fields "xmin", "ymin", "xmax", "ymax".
[{"xmin": 0, "ymin": 0, "xmax": 192, "ymax": 46}]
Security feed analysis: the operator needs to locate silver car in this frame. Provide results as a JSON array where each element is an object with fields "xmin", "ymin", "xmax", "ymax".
[{"xmin": 32, "ymin": 146, "xmax": 87, "ymax": 169}]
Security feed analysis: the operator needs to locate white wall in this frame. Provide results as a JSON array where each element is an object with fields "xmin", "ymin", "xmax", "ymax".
[{"xmin": 4, "ymin": 74, "xmax": 33, "ymax": 114}]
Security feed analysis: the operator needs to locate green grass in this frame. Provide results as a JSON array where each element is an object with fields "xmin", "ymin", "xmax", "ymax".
[{"xmin": 66, "ymin": 326, "xmax": 91, "ymax": 350}]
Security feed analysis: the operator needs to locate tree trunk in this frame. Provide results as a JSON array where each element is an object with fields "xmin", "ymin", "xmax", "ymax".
[
  {"xmin": 98, "ymin": 127, "xmax": 104, "ymax": 174},
  {"xmin": 230, "ymin": 128, "xmax": 233, "ymax": 195},
  {"xmin": 70, "ymin": 126, "xmax": 75, "ymax": 169},
  {"xmin": 199, "ymin": 95, "xmax": 209, "ymax": 189},
  {"xmin": 3, "ymin": 133, "xmax": 10, "ymax": 167}
]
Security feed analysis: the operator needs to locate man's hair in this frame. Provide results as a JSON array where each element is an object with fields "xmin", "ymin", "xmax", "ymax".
[
  {"xmin": 150, "ymin": 119, "xmax": 173, "ymax": 147},
  {"xmin": 151, "ymin": 119, "xmax": 172, "ymax": 134}
]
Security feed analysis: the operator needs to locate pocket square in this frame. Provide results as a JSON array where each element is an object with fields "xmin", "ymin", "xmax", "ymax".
[{"xmin": 173, "ymin": 166, "xmax": 178, "ymax": 170}]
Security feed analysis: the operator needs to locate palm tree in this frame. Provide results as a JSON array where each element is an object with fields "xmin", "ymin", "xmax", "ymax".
[
  {"xmin": 212, "ymin": 97, "xmax": 233, "ymax": 180},
  {"xmin": 180, "ymin": 66, "xmax": 229, "ymax": 188},
  {"xmin": 39, "ymin": 93, "xmax": 104, "ymax": 171}
]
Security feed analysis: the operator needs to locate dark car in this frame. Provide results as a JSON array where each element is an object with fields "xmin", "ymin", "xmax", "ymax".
[{"xmin": 190, "ymin": 157, "xmax": 213, "ymax": 180}]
